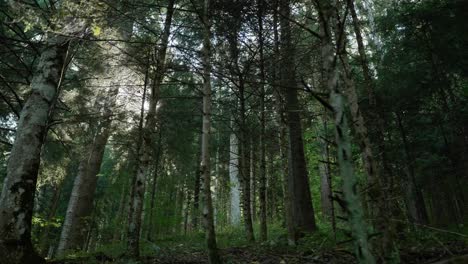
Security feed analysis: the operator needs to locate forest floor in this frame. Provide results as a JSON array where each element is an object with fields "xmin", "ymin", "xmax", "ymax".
[
  {"xmin": 50, "ymin": 226, "xmax": 468, "ymax": 264},
  {"xmin": 49, "ymin": 243, "xmax": 468, "ymax": 264}
]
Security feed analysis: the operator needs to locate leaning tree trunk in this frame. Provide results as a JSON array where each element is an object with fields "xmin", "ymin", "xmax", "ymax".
[
  {"xmin": 126, "ymin": 0, "xmax": 175, "ymax": 257},
  {"xmin": 316, "ymin": 0, "xmax": 376, "ymax": 262},
  {"xmin": 57, "ymin": 85, "xmax": 119, "ymax": 255},
  {"xmin": 0, "ymin": 34, "xmax": 72, "ymax": 264},
  {"xmin": 57, "ymin": 20, "xmax": 132, "ymax": 255},
  {"xmin": 200, "ymin": 0, "xmax": 221, "ymax": 262},
  {"xmin": 339, "ymin": 28, "xmax": 397, "ymax": 264},
  {"xmin": 279, "ymin": 0, "xmax": 317, "ymax": 243}
]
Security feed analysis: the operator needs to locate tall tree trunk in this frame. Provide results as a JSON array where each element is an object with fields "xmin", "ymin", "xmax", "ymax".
[
  {"xmin": 279, "ymin": 0, "xmax": 317, "ymax": 243},
  {"xmin": 200, "ymin": 0, "xmax": 221, "ymax": 262},
  {"xmin": 126, "ymin": 0, "xmax": 175, "ymax": 257},
  {"xmin": 318, "ymin": 115, "xmax": 333, "ymax": 219},
  {"xmin": 257, "ymin": 0, "xmax": 268, "ymax": 242},
  {"xmin": 58, "ymin": 19, "xmax": 132, "ymax": 254},
  {"xmin": 57, "ymin": 86, "xmax": 118, "ymax": 256},
  {"xmin": 192, "ymin": 154, "xmax": 201, "ymax": 230},
  {"xmin": 333, "ymin": 0, "xmax": 397, "ymax": 260},
  {"xmin": 272, "ymin": 1, "xmax": 294, "ymax": 244},
  {"xmin": 239, "ymin": 81, "xmax": 255, "ymax": 242},
  {"xmin": 226, "ymin": 29, "xmax": 255, "ymax": 244},
  {"xmin": 339, "ymin": 28, "xmax": 397, "ymax": 264},
  {"xmin": 396, "ymin": 111, "xmax": 428, "ymax": 225},
  {"xmin": 316, "ymin": 0, "xmax": 375, "ymax": 262},
  {"xmin": 250, "ymin": 139, "xmax": 256, "ymax": 222},
  {"xmin": 0, "ymin": 31, "xmax": 75, "ymax": 263},
  {"xmin": 39, "ymin": 179, "xmax": 64, "ymax": 256},
  {"xmin": 229, "ymin": 129, "xmax": 241, "ymax": 225},
  {"xmin": 113, "ymin": 180, "xmax": 128, "ymax": 242},
  {"xmin": 183, "ymin": 189, "xmax": 191, "ymax": 235},
  {"xmin": 147, "ymin": 132, "xmax": 163, "ymax": 241}
]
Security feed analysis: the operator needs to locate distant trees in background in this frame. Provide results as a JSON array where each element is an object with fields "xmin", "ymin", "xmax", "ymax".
[{"xmin": 0, "ymin": 0, "xmax": 466, "ymax": 263}]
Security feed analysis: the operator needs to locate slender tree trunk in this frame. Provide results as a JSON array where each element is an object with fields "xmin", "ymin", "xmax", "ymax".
[
  {"xmin": 318, "ymin": 116, "xmax": 333, "ymax": 219},
  {"xmin": 250, "ymin": 139, "xmax": 256, "ymax": 222},
  {"xmin": 127, "ymin": 0, "xmax": 175, "ymax": 257},
  {"xmin": 229, "ymin": 129, "xmax": 241, "ymax": 225},
  {"xmin": 192, "ymin": 155, "xmax": 201, "ymax": 230},
  {"xmin": 339, "ymin": 31, "xmax": 397, "ymax": 264},
  {"xmin": 257, "ymin": 0, "xmax": 267, "ymax": 241},
  {"xmin": 113, "ymin": 181, "xmax": 128, "ymax": 241},
  {"xmin": 39, "ymin": 179, "xmax": 64, "ymax": 256},
  {"xmin": 332, "ymin": 0, "xmax": 396, "ymax": 260},
  {"xmin": 147, "ymin": 132, "xmax": 163, "ymax": 241},
  {"xmin": 239, "ymin": 81, "xmax": 255, "ymax": 242},
  {"xmin": 126, "ymin": 57, "xmax": 149, "ymax": 238},
  {"xmin": 200, "ymin": 1, "xmax": 221, "ymax": 262},
  {"xmin": 396, "ymin": 111, "xmax": 428, "ymax": 225},
  {"xmin": 184, "ymin": 190, "xmax": 191, "ymax": 235},
  {"xmin": 316, "ymin": 0, "xmax": 375, "ymax": 262},
  {"xmin": 0, "ymin": 32, "xmax": 74, "ymax": 263},
  {"xmin": 279, "ymin": 0, "xmax": 317, "ymax": 243}
]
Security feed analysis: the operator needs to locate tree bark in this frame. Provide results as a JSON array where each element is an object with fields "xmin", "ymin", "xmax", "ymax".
[
  {"xmin": 315, "ymin": 0, "xmax": 375, "ymax": 262},
  {"xmin": 126, "ymin": 0, "xmax": 175, "ymax": 257},
  {"xmin": 238, "ymin": 81, "xmax": 255, "ymax": 242},
  {"xmin": 200, "ymin": 0, "xmax": 221, "ymax": 262},
  {"xmin": 396, "ymin": 111, "xmax": 428, "ymax": 225},
  {"xmin": 58, "ymin": 19, "xmax": 132, "ymax": 254},
  {"xmin": 57, "ymin": 87, "xmax": 118, "ymax": 256},
  {"xmin": 0, "ymin": 30, "xmax": 75, "ymax": 263},
  {"xmin": 147, "ymin": 132, "xmax": 163, "ymax": 241},
  {"xmin": 318, "ymin": 116, "xmax": 333, "ymax": 219},
  {"xmin": 38, "ymin": 179, "xmax": 64, "ymax": 256},
  {"xmin": 257, "ymin": 0, "xmax": 268, "ymax": 242},
  {"xmin": 279, "ymin": 0, "xmax": 317, "ymax": 243},
  {"xmin": 272, "ymin": 1, "xmax": 294, "ymax": 244},
  {"xmin": 229, "ymin": 130, "xmax": 241, "ymax": 225},
  {"xmin": 192, "ymin": 154, "xmax": 201, "ymax": 230},
  {"xmin": 332, "ymin": 0, "xmax": 396, "ymax": 260},
  {"xmin": 250, "ymin": 141, "xmax": 256, "ymax": 223}
]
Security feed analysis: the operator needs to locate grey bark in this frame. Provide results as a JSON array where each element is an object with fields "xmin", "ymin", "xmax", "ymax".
[
  {"xmin": 200, "ymin": 1, "xmax": 221, "ymax": 262},
  {"xmin": 126, "ymin": 0, "xmax": 175, "ymax": 257},
  {"xmin": 57, "ymin": 87, "xmax": 118, "ymax": 256},
  {"xmin": 0, "ymin": 16, "xmax": 85, "ymax": 261},
  {"xmin": 316, "ymin": 0, "xmax": 376, "ymax": 262},
  {"xmin": 57, "ymin": 20, "xmax": 132, "ymax": 255},
  {"xmin": 229, "ymin": 130, "xmax": 241, "ymax": 225}
]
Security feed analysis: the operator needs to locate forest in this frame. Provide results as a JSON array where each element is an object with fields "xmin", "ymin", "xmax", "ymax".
[{"xmin": 0, "ymin": 0, "xmax": 467, "ymax": 263}]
